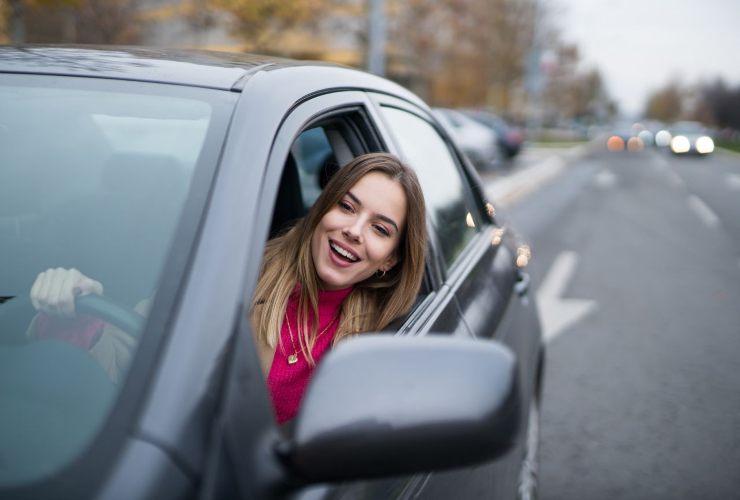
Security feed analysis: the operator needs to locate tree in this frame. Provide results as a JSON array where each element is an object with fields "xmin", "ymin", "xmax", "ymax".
[
  {"xmin": 699, "ymin": 79, "xmax": 740, "ymax": 129},
  {"xmin": 644, "ymin": 82, "xmax": 683, "ymax": 123},
  {"xmin": 209, "ymin": 0, "xmax": 334, "ymax": 54},
  {"xmin": 388, "ymin": 0, "xmax": 540, "ymax": 111},
  {"xmin": 4, "ymin": 0, "xmax": 141, "ymax": 44}
]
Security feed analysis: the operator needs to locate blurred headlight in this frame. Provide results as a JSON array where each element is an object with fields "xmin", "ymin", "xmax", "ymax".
[
  {"xmin": 607, "ymin": 135, "xmax": 625, "ymax": 151},
  {"xmin": 638, "ymin": 130, "xmax": 654, "ymax": 145},
  {"xmin": 627, "ymin": 136, "xmax": 644, "ymax": 152},
  {"xmin": 655, "ymin": 130, "xmax": 672, "ymax": 147},
  {"xmin": 695, "ymin": 136, "xmax": 714, "ymax": 154},
  {"xmin": 671, "ymin": 135, "xmax": 690, "ymax": 154}
]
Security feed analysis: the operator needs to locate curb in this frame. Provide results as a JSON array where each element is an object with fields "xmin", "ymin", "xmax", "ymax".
[{"xmin": 484, "ymin": 143, "xmax": 591, "ymax": 207}]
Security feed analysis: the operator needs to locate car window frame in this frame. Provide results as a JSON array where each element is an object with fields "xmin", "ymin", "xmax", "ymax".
[{"xmin": 367, "ymin": 94, "xmax": 490, "ymax": 281}]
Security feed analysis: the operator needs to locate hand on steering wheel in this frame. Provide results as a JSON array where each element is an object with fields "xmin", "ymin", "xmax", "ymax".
[
  {"xmin": 29, "ymin": 268, "xmax": 145, "ymax": 336},
  {"xmin": 30, "ymin": 268, "xmax": 104, "ymax": 318}
]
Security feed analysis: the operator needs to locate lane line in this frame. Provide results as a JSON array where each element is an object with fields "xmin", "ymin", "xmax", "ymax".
[
  {"xmin": 726, "ymin": 173, "xmax": 740, "ymax": 191},
  {"xmin": 651, "ymin": 155, "xmax": 669, "ymax": 169},
  {"xmin": 594, "ymin": 168, "xmax": 617, "ymax": 189},
  {"xmin": 688, "ymin": 195, "xmax": 720, "ymax": 228},
  {"xmin": 667, "ymin": 171, "xmax": 685, "ymax": 188}
]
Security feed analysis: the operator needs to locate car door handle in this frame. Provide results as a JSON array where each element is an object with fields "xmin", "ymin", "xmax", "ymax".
[{"xmin": 515, "ymin": 271, "xmax": 530, "ymax": 297}]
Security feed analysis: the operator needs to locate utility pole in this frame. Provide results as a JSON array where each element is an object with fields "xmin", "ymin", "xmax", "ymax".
[
  {"xmin": 9, "ymin": 0, "xmax": 25, "ymax": 44},
  {"xmin": 367, "ymin": 0, "xmax": 386, "ymax": 76},
  {"xmin": 524, "ymin": 0, "xmax": 544, "ymax": 137}
]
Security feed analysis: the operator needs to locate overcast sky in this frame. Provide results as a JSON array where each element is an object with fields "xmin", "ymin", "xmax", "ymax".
[{"xmin": 553, "ymin": 0, "xmax": 740, "ymax": 117}]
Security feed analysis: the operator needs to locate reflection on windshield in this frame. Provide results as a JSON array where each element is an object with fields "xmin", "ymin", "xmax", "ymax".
[{"xmin": 0, "ymin": 76, "xmax": 216, "ymax": 486}]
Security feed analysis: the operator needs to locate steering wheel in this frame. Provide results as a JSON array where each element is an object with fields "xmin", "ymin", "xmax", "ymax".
[
  {"xmin": 0, "ymin": 293, "xmax": 146, "ymax": 345},
  {"xmin": 75, "ymin": 294, "xmax": 146, "ymax": 337}
]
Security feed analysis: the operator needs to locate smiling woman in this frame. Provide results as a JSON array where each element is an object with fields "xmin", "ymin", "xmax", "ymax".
[{"xmin": 251, "ymin": 153, "xmax": 427, "ymax": 422}]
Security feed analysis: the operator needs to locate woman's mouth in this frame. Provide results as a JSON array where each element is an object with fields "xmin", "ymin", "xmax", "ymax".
[{"xmin": 329, "ymin": 240, "xmax": 359, "ymax": 263}]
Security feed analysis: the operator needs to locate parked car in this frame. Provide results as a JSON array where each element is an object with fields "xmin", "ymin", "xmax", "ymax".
[
  {"xmin": 432, "ymin": 107, "xmax": 502, "ymax": 171},
  {"xmin": 463, "ymin": 109, "xmax": 524, "ymax": 159},
  {"xmin": 0, "ymin": 46, "xmax": 543, "ymax": 500},
  {"xmin": 669, "ymin": 121, "xmax": 715, "ymax": 155}
]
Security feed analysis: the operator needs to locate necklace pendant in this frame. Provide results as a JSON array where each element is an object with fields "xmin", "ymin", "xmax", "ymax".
[{"xmin": 287, "ymin": 354, "xmax": 298, "ymax": 365}]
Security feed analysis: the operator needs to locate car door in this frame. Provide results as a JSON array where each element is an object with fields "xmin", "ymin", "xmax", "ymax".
[
  {"xmin": 370, "ymin": 94, "xmax": 542, "ymax": 499},
  {"xmin": 203, "ymin": 83, "xmax": 488, "ymax": 499}
]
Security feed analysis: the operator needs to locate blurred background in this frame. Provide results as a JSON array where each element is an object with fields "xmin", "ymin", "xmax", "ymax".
[{"xmin": 2, "ymin": 0, "xmax": 739, "ymax": 151}]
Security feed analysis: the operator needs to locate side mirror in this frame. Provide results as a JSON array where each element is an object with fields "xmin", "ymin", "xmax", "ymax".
[{"xmin": 281, "ymin": 335, "xmax": 521, "ymax": 482}]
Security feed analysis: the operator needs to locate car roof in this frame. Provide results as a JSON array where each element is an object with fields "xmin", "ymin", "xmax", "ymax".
[{"xmin": 0, "ymin": 46, "xmax": 422, "ymax": 102}]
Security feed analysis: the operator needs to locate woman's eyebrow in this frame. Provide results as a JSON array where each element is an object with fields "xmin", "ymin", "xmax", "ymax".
[{"xmin": 347, "ymin": 190, "xmax": 399, "ymax": 232}]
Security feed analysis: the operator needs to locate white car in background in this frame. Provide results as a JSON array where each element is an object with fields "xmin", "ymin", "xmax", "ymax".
[
  {"xmin": 669, "ymin": 121, "xmax": 715, "ymax": 155},
  {"xmin": 433, "ymin": 108, "xmax": 501, "ymax": 171}
]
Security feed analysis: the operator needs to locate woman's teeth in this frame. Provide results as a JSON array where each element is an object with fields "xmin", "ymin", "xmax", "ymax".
[{"xmin": 330, "ymin": 241, "xmax": 358, "ymax": 262}]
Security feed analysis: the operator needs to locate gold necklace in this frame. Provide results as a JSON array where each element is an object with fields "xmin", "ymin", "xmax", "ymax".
[{"xmin": 284, "ymin": 313, "xmax": 338, "ymax": 365}]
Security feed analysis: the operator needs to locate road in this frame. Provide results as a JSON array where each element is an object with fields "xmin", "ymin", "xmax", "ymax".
[{"xmin": 489, "ymin": 147, "xmax": 740, "ymax": 499}]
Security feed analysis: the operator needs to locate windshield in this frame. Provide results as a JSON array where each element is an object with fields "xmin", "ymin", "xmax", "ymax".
[
  {"xmin": 672, "ymin": 121, "xmax": 706, "ymax": 134},
  {"xmin": 0, "ymin": 74, "xmax": 230, "ymax": 486}
]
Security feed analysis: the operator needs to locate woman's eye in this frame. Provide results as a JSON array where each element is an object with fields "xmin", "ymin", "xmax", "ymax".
[
  {"xmin": 374, "ymin": 224, "xmax": 390, "ymax": 237},
  {"xmin": 338, "ymin": 201, "xmax": 353, "ymax": 212}
]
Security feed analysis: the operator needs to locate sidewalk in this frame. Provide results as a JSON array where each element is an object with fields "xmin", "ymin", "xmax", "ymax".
[{"xmin": 479, "ymin": 143, "xmax": 592, "ymax": 207}]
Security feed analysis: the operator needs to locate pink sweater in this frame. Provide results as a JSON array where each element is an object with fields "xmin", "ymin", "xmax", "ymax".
[{"xmin": 267, "ymin": 286, "xmax": 352, "ymax": 423}]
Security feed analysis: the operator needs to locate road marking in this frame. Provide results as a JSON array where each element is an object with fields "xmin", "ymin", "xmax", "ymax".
[
  {"xmin": 651, "ymin": 155, "xmax": 669, "ymax": 169},
  {"xmin": 726, "ymin": 173, "xmax": 740, "ymax": 191},
  {"xmin": 688, "ymin": 195, "xmax": 720, "ymax": 228},
  {"xmin": 486, "ymin": 155, "xmax": 566, "ymax": 207},
  {"xmin": 536, "ymin": 251, "xmax": 597, "ymax": 343},
  {"xmin": 667, "ymin": 171, "xmax": 685, "ymax": 188},
  {"xmin": 594, "ymin": 168, "xmax": 617, "ymax": 188}
]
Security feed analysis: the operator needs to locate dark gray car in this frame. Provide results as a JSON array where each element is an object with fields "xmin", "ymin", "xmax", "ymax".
[{"xmin": 0, "ymin": 46, "xmax": 543, "ymax": 500}]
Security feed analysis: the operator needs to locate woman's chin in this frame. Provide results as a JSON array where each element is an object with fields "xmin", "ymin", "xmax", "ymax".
[{"xmin": 317, "ymin": 269, "xmax": 369, "ymax": 290}]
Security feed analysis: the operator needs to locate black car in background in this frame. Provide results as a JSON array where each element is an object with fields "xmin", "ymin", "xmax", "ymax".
[
  {"xmin": 0, "ymin": 47, "xmax": 543, "ymax": 500},
  {"xmin": 463, "ymin": 109, "xmax": 525, "ymax": 159}
]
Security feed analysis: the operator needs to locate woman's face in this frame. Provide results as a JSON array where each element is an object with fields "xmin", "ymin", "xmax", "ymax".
[{"xmin": 311, "ymin": 171, "xmax": 407, "ymax": 290}]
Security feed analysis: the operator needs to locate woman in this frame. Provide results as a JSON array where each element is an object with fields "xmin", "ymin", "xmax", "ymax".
[{"xmin": 28, "ymin": 153, "xmax": 427, "ymax": 423}]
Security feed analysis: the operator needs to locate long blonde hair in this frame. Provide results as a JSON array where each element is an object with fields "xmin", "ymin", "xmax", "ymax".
[{"xmin": 251, "ymin": 152, "xmax": 427, "ymax": 365}]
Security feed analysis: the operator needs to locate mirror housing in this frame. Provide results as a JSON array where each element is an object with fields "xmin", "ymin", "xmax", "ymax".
[{"xmin": 281, "ymin": 335, "xmax": 521, "ymax": 482}]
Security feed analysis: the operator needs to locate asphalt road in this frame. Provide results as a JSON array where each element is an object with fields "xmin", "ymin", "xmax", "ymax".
[{"xmin": 492, "ymin": 147, "xmax": 740, "ymax": 499}]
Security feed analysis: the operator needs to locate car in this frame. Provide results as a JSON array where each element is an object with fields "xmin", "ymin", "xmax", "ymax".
[
  {"xmin": 432, "ymin": 107, "xmax": 502, "ymax": 171},
  {"xmin": 0, "ymin": 46, "xmax": 543, "ymax": 500},
  {"xmin": 462, "ymin": 109, "xmax": 525, "ymax": 159},
  {"xmin": 668, "ymin": 121, "xmax": 715, "ymax": 155}
]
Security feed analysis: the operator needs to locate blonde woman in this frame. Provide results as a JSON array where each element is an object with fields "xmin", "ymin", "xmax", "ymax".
[{"xmin": 28, "ymin": 153, "xmax": 427, "ymax": 423}]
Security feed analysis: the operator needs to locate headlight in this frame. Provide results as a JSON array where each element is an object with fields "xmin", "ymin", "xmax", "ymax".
[
  {"xmin": 655, "ymin": 130, "xmax": 672, "ymax": 147},
  {"xmin": 627, "ymin": 136, "xmax": 644, "ymax": 152},
  {"xmin": 671, "ymin": 135, "xmax": 690, "ymax": 154},
  {"xmin": 695, "ymin": 136, "xmax": 714, "ymax": 154}
]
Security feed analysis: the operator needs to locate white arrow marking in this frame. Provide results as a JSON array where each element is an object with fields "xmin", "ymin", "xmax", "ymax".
[{"xmin": 536, "ymin": 251, "xmax": 596, "ymax": 342}]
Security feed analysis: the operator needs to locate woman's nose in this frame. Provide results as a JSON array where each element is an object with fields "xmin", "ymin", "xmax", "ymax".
[{"xmin": 342, "ymin": 221, "xmax": 362, "ymax": 242}]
